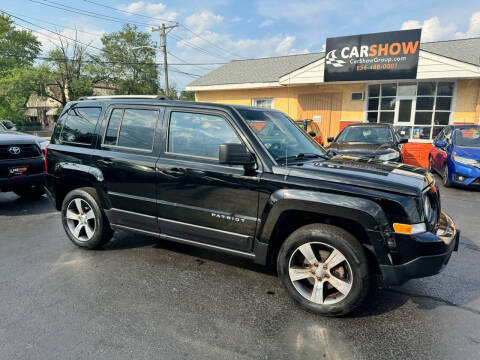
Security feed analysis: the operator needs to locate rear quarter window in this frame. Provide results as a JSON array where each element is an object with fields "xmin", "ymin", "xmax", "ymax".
[{"xmin": 60, "ymin": 107, "xmax": 101, "ymax": 145}]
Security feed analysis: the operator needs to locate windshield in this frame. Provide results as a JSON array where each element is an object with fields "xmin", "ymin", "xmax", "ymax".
[
  {"xmin": 336, "ymin": 126, "xmax": 393, "ymax": 143},
  {"xmin": 453, "ymin": 128, "xmax": 480, "ymax": 147},
  {"xmin": 238, "ymin": 109, "xmax": 325, "ymax": 161}
]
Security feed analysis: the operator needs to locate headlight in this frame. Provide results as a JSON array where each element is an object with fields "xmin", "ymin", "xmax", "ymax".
[
  {"xmin": 378, "ymin": 150, "xmax": 400, "ymax": 161},
  {"xmin": 452, "ymin": 153, "xmax": 477, "ymax": 166}
]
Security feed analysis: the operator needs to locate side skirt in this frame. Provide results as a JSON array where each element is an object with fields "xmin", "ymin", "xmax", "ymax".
[{"xmin": 110, "ymin": 223, "xmax": 259, "ymax": 260}]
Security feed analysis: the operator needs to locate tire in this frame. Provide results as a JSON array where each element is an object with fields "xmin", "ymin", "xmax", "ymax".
[
  {"xmin": 443, "ymin": 164, "xmax": 451, "ymax": 187},
  {"xmin": 61, "ymin": 187, "xmax": 113, "ymax": 249},
  {"xmin": 277, "ymin": 223, "xmax": 371, "ymax": 317},
  {"xmin": 428, "ymin": 156, "xmax": 434, "ymax": 173},
  {"xmin": 13, "ymin": 184, "xmax": 45, "ymax": 199}
]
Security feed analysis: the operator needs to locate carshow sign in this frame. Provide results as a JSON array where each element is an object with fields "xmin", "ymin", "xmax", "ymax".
[{"xmin": 324, "ymin": 29, "xmax": 421, "ymax": 82}]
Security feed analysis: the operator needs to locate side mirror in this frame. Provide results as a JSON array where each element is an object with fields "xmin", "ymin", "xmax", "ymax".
[
  {"xmin": 327, "ymin": 137, "xmax": 334, "ymax": 143},
  {"xmin": 434, "ymin": 140, "xmax": 446, "ymax": 148},
  {"xmin": 2, "ymin": 120, "xmax": 14, "ymax": 129},
  {"xmin": 399, "ymin": 138, "xmax": 409, "ymax": 144},
  {"xmin": 308, "ymin": 131, "xmax": 316, "ymax": 137},
  {"xmin": 219, "ymin": 143, "xmax": 255, "ymax": 166}
]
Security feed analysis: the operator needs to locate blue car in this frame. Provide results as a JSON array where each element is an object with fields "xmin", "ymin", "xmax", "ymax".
[{"xmin": 429, "ymin": 125, "xmax": 480, "ymax": 187}]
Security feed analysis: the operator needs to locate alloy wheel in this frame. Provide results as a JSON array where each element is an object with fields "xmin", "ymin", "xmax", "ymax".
[
  {"xmin": 288, "ymin": 242, "xmax": 353, "ymax": 305},
  {"xmin": 66, "ymin": 198, "xmax": 96, "ymax": 241}
]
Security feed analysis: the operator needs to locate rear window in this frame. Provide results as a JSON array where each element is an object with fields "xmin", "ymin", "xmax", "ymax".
[{"xmin": 60, "ymin": 107, "xmax": 101, "ymax": 145}]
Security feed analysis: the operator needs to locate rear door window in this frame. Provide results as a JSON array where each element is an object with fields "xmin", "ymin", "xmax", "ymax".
[
  {"xmin": 103, "ymin": 108, "xmax": 159, "ymax": 151},
  {"xmin": 60, "ymin": 107, "xmax": 101, "ymax": 145}
]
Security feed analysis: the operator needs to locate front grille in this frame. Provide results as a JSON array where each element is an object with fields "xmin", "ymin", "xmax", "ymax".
[{"xmin": 0, "ymin": 144, "xmax": 41, "ymax": 160}]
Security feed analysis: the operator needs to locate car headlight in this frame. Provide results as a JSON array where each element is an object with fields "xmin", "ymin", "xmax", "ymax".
[
  {"xmin": 452, "ymin": 153, "xmax": 477, "ymax": 166},
  {"xmin": 378, "ymin": 150, "xmax": 400, "ymax": 161}
]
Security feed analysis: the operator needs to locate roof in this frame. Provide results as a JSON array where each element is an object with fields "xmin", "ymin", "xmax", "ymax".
[
  {"xmin": 188, "ymin": 37, "xmax": 480, "ymax": 88},
  {"xmin": 421, "ymin": 37, "xmax": 480, "ymax": 66},
  {"xmin": 188, "ymin": 52, "xmax": 324, "ymax": 87}
]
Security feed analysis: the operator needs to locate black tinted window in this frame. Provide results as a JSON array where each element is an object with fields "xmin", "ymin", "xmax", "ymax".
[
  {"xmin": 104, "ymin": 109, "xmax": 123, "ymax": 145},
  {"xmin": 60, "ymin": 107, "xmax": 100, "ymax": 144},
  {"xmin": 104, "ymin": 108, "xmax": 158, "ymax": 150},
  {"xmin": 168, "ymin": 112, "xmax": 240, "ymax": 159}
]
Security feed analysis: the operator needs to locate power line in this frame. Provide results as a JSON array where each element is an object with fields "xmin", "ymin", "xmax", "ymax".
[
  {"xmin": 180, "ymin": 25, "xmax": 245, "ymax": 59},
  {"xmin": 3, "ymin": 10, "xmax": 105, "ymax": 38},
  {"xmin": 27, "ymin": 0, "xmax": 236, "ymax": 62},
  {"xmin": 82, "ymin": 0, "xmax": 176, "ymax": 24},
  {"xmin": 3, "ymin": 10, "xmax": 226, "ymax": 68},
  {"xmin": 1, "ymin": 54, "xmax": 224, "ymax": 66},
  {"xmin": 81, "ymin": 0, "xmax": 243, "ymax": 59},
  {"xmin": 5, "ymin": 11, "xmax": 105, "ymax": 53},
  {"xmin": 28, "ymin": 0, "xmax": 152, "ymax": 27}
]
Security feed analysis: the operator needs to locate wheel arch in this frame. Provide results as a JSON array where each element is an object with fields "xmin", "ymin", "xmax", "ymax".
[
  {"xmin": 51, "ymin": 163, "xmax": 107, "ymax": 210},
  {"xmin": 256, "ymin": 189, "xmax": 390, "ymax": 271}
]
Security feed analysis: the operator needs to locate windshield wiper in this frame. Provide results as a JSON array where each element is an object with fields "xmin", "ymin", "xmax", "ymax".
[{"xmin": 275, "ymin": 153, "xmax": 329, "ymax": 162}]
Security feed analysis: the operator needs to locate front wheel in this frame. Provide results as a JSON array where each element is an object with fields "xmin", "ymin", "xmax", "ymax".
[
  {"xmin": 443, "ymin": 164, "xmax": 451, "ymax": 187},
  {"xmin": 277, "ymin": 224, "xmax": 371, "ymax": 316},
  {"xmin": 61, "ymin": 187, "xmax": 113, "ymax": 249}
]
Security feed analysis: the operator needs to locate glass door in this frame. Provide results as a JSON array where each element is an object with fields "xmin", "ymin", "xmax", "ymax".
[{"xmin": 394, "ymin": 96, "xmax": 415, "ymax": 140}]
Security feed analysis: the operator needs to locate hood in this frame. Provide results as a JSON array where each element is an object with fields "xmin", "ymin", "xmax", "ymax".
[
  {"xmin": 0, "ymin": 131, "xmax": 46, "ymax": 145},
  {"xmin": 453, "ymin": 146, "xmax": 480, "ymax": 161},
  {"xmin": 276, "ymin": 155, "xmax": 431, "ymax": 196},
  {"xmin": 329, "ymin": 142, "xmax": 394, "ymax": 157}
]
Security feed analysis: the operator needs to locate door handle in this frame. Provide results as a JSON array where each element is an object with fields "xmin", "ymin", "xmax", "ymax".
[
  {"xmin": 164, "ymin": 167, "xmax": 184, "ymax": 176},
  {"xmin": 97, "ymin": 159, "xmax": 113, "ymax": 166}
]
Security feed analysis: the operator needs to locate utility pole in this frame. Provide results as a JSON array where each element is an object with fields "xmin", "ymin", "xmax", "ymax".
[{"xmin": 152, "ymin": 23, "xmax": 178, "ymax": 97}]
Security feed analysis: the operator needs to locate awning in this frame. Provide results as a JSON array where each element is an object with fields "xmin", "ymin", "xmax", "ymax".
[
  {"xmin": 46, "ymin": 107, "xmax": 61, "ymax": 116},
  {"xmin": 24, "ymin": 108, "xmax": 38, "ymax": 117}
]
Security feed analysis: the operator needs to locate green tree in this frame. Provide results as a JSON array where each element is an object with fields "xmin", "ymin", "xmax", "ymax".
[
  {"xmin": 0, "ymin": 14, "xmax": 41, "ymax": 121},
  {"xmin": 33, "ymin": 35, "xmax": 94, "ymax": 107},
  {"xmin": 90, "ymin": 24, "xmax": 158, "ymax": 95}
]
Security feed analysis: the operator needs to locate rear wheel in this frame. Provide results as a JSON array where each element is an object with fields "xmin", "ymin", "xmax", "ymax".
[
  {"xmin": 13, "ymin": 184, "xmax": 44, "ymax": 199},
  {"xmin": 443, "ymin": 164, "xmax": 451, "ymax": 187},
  {"xmin": 277, "ymin": 223, "xmax": 371, "ymax": 316},
  {"xmin": 61, "ymin": 187, "xmax": 113, "ymax": 249}
]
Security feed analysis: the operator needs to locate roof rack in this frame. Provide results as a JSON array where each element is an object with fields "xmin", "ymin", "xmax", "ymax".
[{"xmin": 77, "ymin": 95, "xmax": 171, "ymax": 101}]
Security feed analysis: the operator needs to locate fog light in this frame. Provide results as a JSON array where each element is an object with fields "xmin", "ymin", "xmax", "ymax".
[{"xmin": 387, "ymin": 237, "xmax": 397, "ymax": 248}]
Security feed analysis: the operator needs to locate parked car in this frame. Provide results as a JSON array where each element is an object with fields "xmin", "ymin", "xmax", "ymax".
[
  {"xmin": 429, "ymin": 125, "xmax": 480, "ymax": 187},
  {"xmin": 0, "ymin": 126, "xmax": 49, "ymax": 198},
  {"xmin": 1, "ymin": 120, "xmax": 17, "ymax": 131},
  {"xmin": 45, "ymin": 96, "xmax": 458, "ymax": 316},
  {"xmin": 295, "ymin": 119, "xmax": 323, "ymax": 145},
  {"xmin": 327, "ymin": 123, "xmax": 407, "ymax": 162}
]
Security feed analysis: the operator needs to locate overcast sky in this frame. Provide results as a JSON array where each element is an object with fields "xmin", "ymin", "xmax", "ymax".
[{"xmin": 3, "ymin": 0, "xmax": 480, "ymax": 89}]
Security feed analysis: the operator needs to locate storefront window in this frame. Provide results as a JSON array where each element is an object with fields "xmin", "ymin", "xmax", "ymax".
[{"xmin": 366, "ymin": 81, "xmax": 454, "ymax": 141}]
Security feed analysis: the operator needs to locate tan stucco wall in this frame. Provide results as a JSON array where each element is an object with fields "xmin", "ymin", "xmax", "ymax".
[
  {"xmin": 195, "ymin": 83, "xmax": 366, "ymax": 121},
  {"xmin": 195, "ymin": 79, "xmax": 480, "ymax": 125},
  {"xmin": 454, "ymin": 79, "xmax": 480, "ymax": 124}
]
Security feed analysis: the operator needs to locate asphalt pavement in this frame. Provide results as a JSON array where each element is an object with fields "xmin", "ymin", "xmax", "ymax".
[{"xmin": 1, "ymin": 175, "xmax": 479, "ymax": 359}]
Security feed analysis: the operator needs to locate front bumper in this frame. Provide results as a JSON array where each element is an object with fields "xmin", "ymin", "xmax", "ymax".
[
  {"xmin": 450, "ymin": 161, "xmax": 480, "ymax": 186},
  {"xmin": 380, "ymin": 212, "xmax": 459, "ymax": 286},
  {"xmin": 0, "ymin": 156, "xmax": 45, "ymax": 191}
]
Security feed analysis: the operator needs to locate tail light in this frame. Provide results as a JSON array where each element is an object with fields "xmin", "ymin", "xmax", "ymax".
[{"xmin": 44, "ymin": 144, "xmax": 48, "ymax": 174}]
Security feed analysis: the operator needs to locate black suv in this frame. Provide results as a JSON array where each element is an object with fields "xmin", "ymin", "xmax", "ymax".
[
  {"xmin": 45, "ymin": 96, "xmax": 459, "ymax": 316},
  {"xmin": 0, "ymin": 128, "xmax": 48, "ymax": 198}
]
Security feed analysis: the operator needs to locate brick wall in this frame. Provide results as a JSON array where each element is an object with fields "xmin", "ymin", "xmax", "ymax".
[{"xmin": 401, "ymin": 143, "xmax": 432, "ymax": 167}]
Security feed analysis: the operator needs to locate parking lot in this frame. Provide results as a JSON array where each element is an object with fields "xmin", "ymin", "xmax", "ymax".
[{"xmin": 0, "ymin": 175, "xmax": 479, "ymax": 360}]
